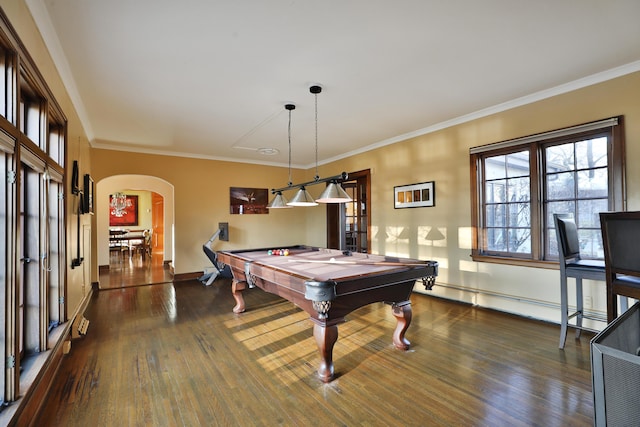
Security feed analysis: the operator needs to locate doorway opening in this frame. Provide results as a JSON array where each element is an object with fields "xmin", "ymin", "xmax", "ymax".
[
  {"xmin": 97, "ymin": 175, "xmax": 174, "ymax": 288},
  {"xmin": 326, "ymin": 169, "xmax": 371, "ymax": 253}
]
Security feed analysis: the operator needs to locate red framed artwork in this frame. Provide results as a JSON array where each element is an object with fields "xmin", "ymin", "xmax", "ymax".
[{"xmin": 109, "ymin": 194, "xmax": 139, "ymax": 226}]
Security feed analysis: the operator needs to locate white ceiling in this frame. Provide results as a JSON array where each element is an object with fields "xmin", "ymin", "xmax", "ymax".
[{"xmin": 27, "ymin": 0, "xmax": 640, "ymax": 168}]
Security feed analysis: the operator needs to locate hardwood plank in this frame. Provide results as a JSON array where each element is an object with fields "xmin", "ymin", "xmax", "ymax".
[
  {"xmin": 34, "ymin": 276, "xmax": 595, "ymax": 426},
  {"xmin": 99, "ymin": 252, "xmax": 172, "ymax": 289}
]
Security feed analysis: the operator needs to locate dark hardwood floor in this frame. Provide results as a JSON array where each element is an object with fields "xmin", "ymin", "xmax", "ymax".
[
  {"xmin": 99, "ymin": 251, "xmax": 173, "ymax": 289},
  {"xmin": 36, "ymin": 259, "xmax": 595, "ymax": 426}
]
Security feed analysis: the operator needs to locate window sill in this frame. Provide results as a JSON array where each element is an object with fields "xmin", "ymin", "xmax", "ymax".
[
  {"xmin": 470, "ymin": 254, "xmax": 557, "ymax": 270},
  {"xmin": 0, "ymin": 323, "xmax": 68, "ymax": 425}
]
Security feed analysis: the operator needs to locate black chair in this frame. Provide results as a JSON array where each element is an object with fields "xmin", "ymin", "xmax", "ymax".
[
  {"xmin": 554, "ymin": 213, "xmax": 627, "ymax": 348},
  {"xmin": 599, "ymin": 211, "xmax": 640, "ymax": 322}
]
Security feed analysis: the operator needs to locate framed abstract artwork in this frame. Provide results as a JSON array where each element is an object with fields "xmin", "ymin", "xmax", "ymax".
[
  {"xmin": 109, "ymin": 194, "xmax": 138, "ymax": 226},
  {"xmin": 394, "ymin": 181, "xmax": 435, "ymax": 209}
]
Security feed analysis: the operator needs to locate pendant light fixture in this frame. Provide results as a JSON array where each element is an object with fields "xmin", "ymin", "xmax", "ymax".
[
  {"xmin": 286, "ymin": 86, "xmax": 321, "ymax": 206},
  {"xmin": 287, "ymin": 185, "xmax": 318, "ymax": 206},
  {"xmin": 267, "ymin": 190, "xmax": 289, "ymax": 209},
  {"xmin": 269, "ymin": 84, "xmax": 351, "ymax": 206},
  {"xmin": 316, "ymin": 180, "xmax": 352, "ymax": 203},
  {"xmin": 267, "ymin": 104, "xmax": 295, "ymax": 209},
  {"xmin": 309, "ymin": 85, "xmax": 352, "ymax": 204}
]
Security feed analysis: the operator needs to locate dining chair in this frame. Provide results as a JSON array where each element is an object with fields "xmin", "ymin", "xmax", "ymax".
[
  {"xmin": 554, "ymin": 213, "xmax": 627, "ymax": 348},
  {"xmin": 133, "ymin": 230, "xmax": 152, "ymax": 259},
  {"xmin": 143, "ymin": 230, "xmax": 152, "ymax": 258},
  {"xmin": 599, "ymin": 211, "xmax": 640, "ymax": 322}
]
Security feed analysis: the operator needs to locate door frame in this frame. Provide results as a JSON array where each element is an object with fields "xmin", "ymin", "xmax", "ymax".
[{"xmin": 326, "ymin": 169, "xmax": 371, "ymax": 252}]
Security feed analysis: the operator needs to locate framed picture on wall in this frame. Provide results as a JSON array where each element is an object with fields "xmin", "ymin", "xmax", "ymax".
[
  {"xmin": 83, "ymin": 174, "xmax": 94, "ymax": 214},
  {"xmin": 71, "ymin": 160, "xmax": 80, "ymax": 195},
  {"xmin": 394, "ymin": 181, "xmax": 435, "ymax": 209},
  {"xmin": 109, "ymin": 194, "xmax": 138, "ymax": 226},
  {"xmin": 230, "ymin": 187, "xmax": 269, "ymax": 214}
]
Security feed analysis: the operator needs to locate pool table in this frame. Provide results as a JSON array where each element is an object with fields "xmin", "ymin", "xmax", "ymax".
[{"xmin": 216, "ymin": 245, "xmax": 438, "ymax": 382}]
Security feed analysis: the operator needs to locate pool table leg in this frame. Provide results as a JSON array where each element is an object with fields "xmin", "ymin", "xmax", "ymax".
[
  {"xmin": 231, "ymin": 279, "xmax": 246, "ymax": 313},
  {"xmin": 391, "ymin": 301, "xmax": 412, "ymax": 350},
  {"xmin": 313, "ymin": 322, "xmax": 339, "ymax": 382}
]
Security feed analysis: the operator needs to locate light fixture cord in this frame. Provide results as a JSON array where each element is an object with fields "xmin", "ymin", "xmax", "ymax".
[
  {"xmin": 288, "ymin": 107, "xmax": 293, "ymax": 186},
  {"xmin": 314, "ymin": 91, "xmax": 319, "ymax": 180}
]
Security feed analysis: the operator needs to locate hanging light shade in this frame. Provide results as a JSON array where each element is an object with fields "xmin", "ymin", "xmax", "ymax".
[
  {"xmin": 316, "ymin": 181, "xmax": 352, "ymax": 203},
  {"xmin": 267, "ymin": 191, "xmax": 291, "ymax": 209},
  {"xmin": 308, "ymin": 85, "xmax": 352, "ymax": 204},
  {"xmin": 287, "ymin": 186, "xmax": 318, "ymax": 206},
  {"xmin": 267, "ymin": 104, "xmax": 296, "ymax": 209}
]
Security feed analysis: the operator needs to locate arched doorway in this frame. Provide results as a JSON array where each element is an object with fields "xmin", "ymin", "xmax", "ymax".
[{"xmin": 96, "ymin": 175, "xmax": 175, "ymax": 276}]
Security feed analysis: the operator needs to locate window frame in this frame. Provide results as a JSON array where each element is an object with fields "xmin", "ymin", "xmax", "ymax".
[
  {"xmin": 470, "ymin": 116, "xmax": 626, "ymax": 268},
  {"xmin": 0, "ymin": 8, "xmax": 68, "ymax": 404}
]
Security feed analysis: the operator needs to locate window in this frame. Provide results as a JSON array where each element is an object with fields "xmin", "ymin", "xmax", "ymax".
[
  {"xmin": 48, "ymin": 115, "xmax": 65, "ymax": 166},
  {"xmin": 470, "ymin": 117, "xmax": 625, "ymax": 266},
  {"xmin": 544, "ymin": 136, "xmax": 609, "ymax": 258},
  {"xmin": 47, "ymin": 169, "xmax": 65, "ymax": 330},
  {"xmin": 0, "ymin": 43, "xmax": 16, "ymax": 123},
  {"xmin": 19, "ymin": 71, "xmax": 46, "ymax": 149},
  {"xmin": 0, "ymin": 129, "xmax": 15, "ymax": 406},
  {"xmin": 484, "ymin": 150, "xmax": 531, "ymax": 255},
  {"xmin": 19, "ymin": 163, "xmax": 34, "ymax": 357},
  {"xmin": 0, "ymin": 8, "xmax": 68, "ymax": 404}
]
